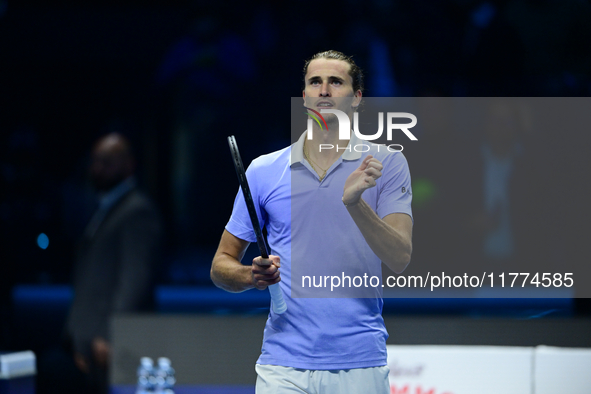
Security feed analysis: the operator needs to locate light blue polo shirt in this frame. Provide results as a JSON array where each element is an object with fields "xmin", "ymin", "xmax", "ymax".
[{"xmin": 226, "ymin": 131, "xmax": 412, "ymax": 370}]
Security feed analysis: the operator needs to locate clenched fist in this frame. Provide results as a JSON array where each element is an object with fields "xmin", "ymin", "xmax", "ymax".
[{"xmin": 342, "ymin": 155, "xmax": 383, "ymax": 206}]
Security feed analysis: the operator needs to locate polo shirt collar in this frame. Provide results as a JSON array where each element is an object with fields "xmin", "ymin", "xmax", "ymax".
[{"xmin": 290, "ymin": 131, "xmax": 363, "ymax": 167}]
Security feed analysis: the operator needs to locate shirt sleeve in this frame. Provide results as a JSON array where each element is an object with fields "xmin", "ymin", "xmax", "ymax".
[
  {"xmin": 376, "ymin": 151, "xmax": 413, "ymax": 221},
  {"xmin": 225, "ymin": 162, "xmax": 266, "ymax": 243}
]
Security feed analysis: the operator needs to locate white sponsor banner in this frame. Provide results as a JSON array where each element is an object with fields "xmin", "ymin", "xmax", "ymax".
[
  {"xmin": 387, "ymin": 345, "xmax": 533, "ymax": 394},
  {"xmin": 534, "ymin": 345, "xmax": 591, "ymax": 393},
  {"xmin": 0, "ymin": 351, "xmax": 36, "ymax": 379}
]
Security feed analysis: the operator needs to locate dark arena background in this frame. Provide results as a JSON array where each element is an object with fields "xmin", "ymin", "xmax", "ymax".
[{"xmin": 1, "ymin": 0, "xmax": 591, "ymax": 393}]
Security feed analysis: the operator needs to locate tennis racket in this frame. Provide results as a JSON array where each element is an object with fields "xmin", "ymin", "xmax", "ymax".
[{"xmin": 227, "ymin": 135, "xmax": 287, "ymax": 314}]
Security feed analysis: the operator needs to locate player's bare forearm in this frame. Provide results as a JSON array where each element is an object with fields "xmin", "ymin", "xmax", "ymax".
[
  {"xmin": 342, "ymin": 155, "xmax": 413, "ymax": 272},
  {"xmin": 211, "ymin": 252, "xmax": 255, "ymax": 293},
  {"xmin": 345, "ymin": 199, "xmax": 413, "ymax": 273},
  {"xmin": 211, "ymin": 230, "xmax": 255, "ymax": 293},
  {"xmin": 211, "ymin": 230, "xmax": 281, "ymax": 292}
]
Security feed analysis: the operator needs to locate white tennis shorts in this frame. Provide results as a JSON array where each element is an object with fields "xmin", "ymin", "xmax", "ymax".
[{"xmin": 255, "ymin": 364, "xmax": 390, "ymax": 394}]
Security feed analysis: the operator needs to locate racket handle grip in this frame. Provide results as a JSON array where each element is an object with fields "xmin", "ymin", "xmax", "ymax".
[{"xmin": 269, "ymin": 283, "xmax": 287, "ymax": 314}]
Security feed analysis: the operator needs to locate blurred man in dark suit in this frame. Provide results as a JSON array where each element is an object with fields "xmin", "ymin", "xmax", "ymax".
[{"xmin": 44, "ymin": 133, "xmax": 163, "ymax": 394}]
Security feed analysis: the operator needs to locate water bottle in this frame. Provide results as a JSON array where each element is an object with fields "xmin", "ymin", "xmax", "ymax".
[
  {"xmin": 136, "ymin": 357, "xmax": 155, "ymax": 394},
  {"xmin": 155, "ymin": 357, "xmax": 176, "ymax": 394}
]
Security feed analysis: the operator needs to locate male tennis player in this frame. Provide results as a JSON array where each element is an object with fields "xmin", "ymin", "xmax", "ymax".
[{"xmin": 211, "ymin": 50, "xmax": 413, "ymax": 393}]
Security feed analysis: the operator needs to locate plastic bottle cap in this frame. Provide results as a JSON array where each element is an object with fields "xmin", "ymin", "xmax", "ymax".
[
  {"xmin": 158, "ymin": 357, "xmax": 171, "ymax": 367},
  {"xmin": 140, "ymin": 357, "xmax": 154, "ymax": 367}
]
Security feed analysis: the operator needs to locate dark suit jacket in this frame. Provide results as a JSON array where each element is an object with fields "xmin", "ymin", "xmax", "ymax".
[{"xmin": 65, "ymin": 187, "xmax": 162, "ymax": 357}]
